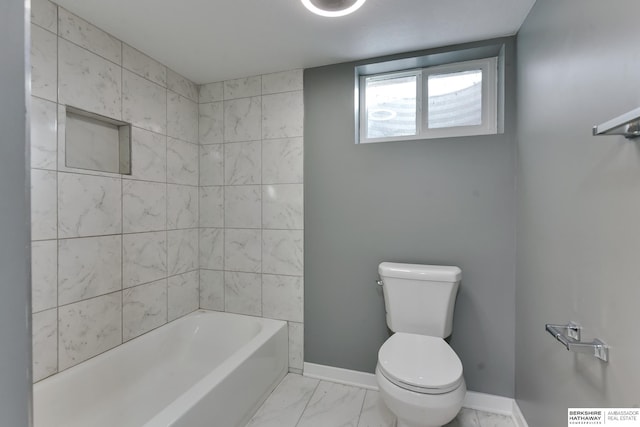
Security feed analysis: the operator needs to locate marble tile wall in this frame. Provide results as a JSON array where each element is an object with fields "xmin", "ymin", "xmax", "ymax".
[
  {"xmin": 30, "ymin": 0, "xmax": 199, "ymax": 382},
  {"xmin": 198, "ymin": 70, "xmax": 304, "ymax": 373}
]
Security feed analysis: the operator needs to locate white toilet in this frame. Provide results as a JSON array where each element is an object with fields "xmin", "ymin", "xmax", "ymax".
[{"xmin": 376, "ymin": 262, "xmax": 465, "ymax": 427}]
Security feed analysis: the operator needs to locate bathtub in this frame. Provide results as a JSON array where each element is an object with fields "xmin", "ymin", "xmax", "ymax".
[{"xmin": 34, "ymin": 310, "xmax": 288, "ymax": 427}]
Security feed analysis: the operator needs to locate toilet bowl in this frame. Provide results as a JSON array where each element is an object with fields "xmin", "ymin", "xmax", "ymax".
[
  {"xmin": 376, "ymin": 332, "xmax": 465, "ymax": 427},
  {"xmin": 376, "ymin": 263, "xmax": 465, "ymax": 427}
]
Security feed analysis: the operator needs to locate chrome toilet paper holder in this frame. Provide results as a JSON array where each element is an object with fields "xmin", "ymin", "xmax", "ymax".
[{"xmin": 545, "ymin": 322, "xmax": 609, "ymax": 362}]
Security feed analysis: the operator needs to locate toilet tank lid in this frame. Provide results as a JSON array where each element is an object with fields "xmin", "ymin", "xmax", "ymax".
[{"xmin": 378, "ymin": 262, "xmax": 461, "ymax": 282}]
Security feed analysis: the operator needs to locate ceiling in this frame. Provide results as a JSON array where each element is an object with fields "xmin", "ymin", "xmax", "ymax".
[{"xmin": 53, "ymin": 0, "xmax": 536, "ymax": 85}]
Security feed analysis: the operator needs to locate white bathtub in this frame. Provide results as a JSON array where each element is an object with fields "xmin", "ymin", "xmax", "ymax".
[{"xmin": 34, "ymin": 310, "xmax": 288, "ymax": 427}]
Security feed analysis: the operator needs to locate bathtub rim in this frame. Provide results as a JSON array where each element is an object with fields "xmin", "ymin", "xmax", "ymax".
[{"xmin": 143, "ymin": 309, "xmax": 288, "ymax": 426}]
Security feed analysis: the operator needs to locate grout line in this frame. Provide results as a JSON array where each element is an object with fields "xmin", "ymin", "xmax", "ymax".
[
  {"xmin": 294, "ymin": 379, "xmax": 321, "ymax": 427},
  {"xmin": 120, "ymin": 39, "xmax": 124, "ymax": 346},
  {"xmin": 196, "ymin": 87, "xmax": 201, "ymax": 311},
  {"xmin": 54, "ymin": 2, "xmax": 60, "ymax": 377},
  {"xmin": 258, "ymin": 75, "xmax": 264, "ymax": 319},
  {"xmin": 355, "ymin": 388, "xmax": 368, "ymax": 427},
  {"xmin": 165, "ymin": 82, "xmax": 169, "ymax": 323}
]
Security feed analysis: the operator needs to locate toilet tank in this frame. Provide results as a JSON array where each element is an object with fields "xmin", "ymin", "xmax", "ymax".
[{"xmin": 378, "ymin": 262, "xmax": 461, "ymax": 338}]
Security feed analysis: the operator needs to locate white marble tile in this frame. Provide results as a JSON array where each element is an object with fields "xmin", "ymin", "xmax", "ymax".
[
  {"xmin": 31, "ymin": 169, "xmax": 57, "ymax": 241},
  {"xmin": 58, "ymin": 38, "xmax": 121, "ymax": 120},
  {"xmin": 32, "ymin": 308, "xmax": 58, "ymax": 382},
  {"xmin": 297, "ymin": 381, "xmax": 366, "ymax": 427},
  {"xmin": 199, "ymin": 186, "xmax": 224, "ymax": 228},
  {"xmin": 224, "ymin": 76, "xmax": 261, "ymax": 100},
  {"xmin": 200, "ymin": 269, "xmax": 224, "ymax": 311},
  {"xmin": 224, "ymin": 97, "xmax": 262, "ymax": 143},
  {"xmin": 58, "ymin": 235, "xmax": 122, "ymax": 305},
  {"xmin": 224, "ymin": 271, "xmax": 261, "ymax": 316},
  {"xmin": 123, "ymin": 70, "xmax": 167, "ymax": 134},
  {"xmin": 262, "ymin": 274, "xmax": 303, "ymax": 323},
  {"xmin": 200, "ymin": 228, "xmax": 224, "ymax": 270},
  {"xmin": 123, "ymin": 231, "xmax": 167, "ymax": 288},
  {"xmin": 58, "ymin": 8, "xmax": 121, "ymax": 64},
  {"xmin": 127, "ymin": 128, "xmax": 166, "ymax": 182},
  {"xmin": 167, "ymin": 185, "xmax": 198, "ymax": 229},
  {"xmin": 357, "ymin": 390, "xmax": 395, "ymax": 427},
  {"xmin": 58, "ymin": 292, "xmax": 122, "ymax": 370},
  {"xmin": 167, "ymin": 138, "xmax": 198, "ymax": 185},
  {"xmin": 199, "ymin": 101, "xmax": 224, "ymax": 144},
  {"xmin": 58, "ymin": 172, "xmax": 122, "ymax": 238},
  {"xmin": 476, "ymin": 411, "xmax": 514, "ymax": 427},
  {"xmin": 167, "ymin": 92, "xmax": 198, "ymax": 144},
  {"xmin": 123, "ymin": 180, "xmax": 166, "ymax": 233},
  {"xmin": 122, "ymin": 44, "xmax": 167, "ymax": 87},
  {"xmin": 262, "ymin": 137, "xmax": 304, "ymax": 184},
  {"xmin": 288, "ymin": 322, "xmax": 304, "ymax": 370},
  {"xmin": 31, "ymin": 96, "xmax": 57, "ymax": 170},
  {"xmin": 123, "ymin": 279, "xmax": 167, "ymax": 341},
  {"xmin": 167, "ymin": 69, "xmax": 198, "ymax": 102},
  {"xmin": 224, "ymin": 141, "xmax": 261, "ymax": 185},
  {"xmin": 262, "ymin": 91, "xmax": 304, "ymax": 140},
  {"xmin": 199, "ymin": 82, "xmax": 223, "ymax": 104},
  {"xmin": 168, "ymin": 270, "xmax": 199, "ymax": 321},
  {"xmin": 445, "ymin": 408, "xmax": 481, "ymax": 427},
  {"xmin": 31, "ymin": 0, "xmax": 57, "ymax": 33},
  {"xmin": 168, "ymin": 229, "xmax": 198, "ymax": 275},
  {"xmin": 225, "ymin": 228, "xmax": 261, "ymax": 273},
  {"xmin": 200, "ymin": 144, "xmax": 224, "ymax": 186},
  {"xmin": 262, "ymin": 230, "xmax": 303, "ymax": 276},
  {"xmin": 263, "ymin": 184, "xmax": 303, "ymax": 229},
  {"xmin": 32, "ymin": 240, "xmax": 57, "ymax": 313},
  {"xmin": 31, "ymin": 24, "xmax": 57, "ymax": 102},
  {"xmin": 225, "ymin": 185, "xmax": 261, "ymax": 228},
  {"xmin": 246, "ymin": 373, "xmax": 319, "ymax": 427},
  {"xmin": 262, "ymin": 70, "xmax": 303, "ymax": 95}
]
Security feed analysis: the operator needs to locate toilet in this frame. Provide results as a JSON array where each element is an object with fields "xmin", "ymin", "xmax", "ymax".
[{"xmin": 376, "ymin": 262, "xmax": 465, "ymax": 427}]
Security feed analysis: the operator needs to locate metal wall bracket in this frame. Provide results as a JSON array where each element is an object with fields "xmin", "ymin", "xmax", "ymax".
[
  {"xmin": 593, "ymin": 106, "xmax": 640, "ymax": 139},
  {"xmin": 545, "ymin": 322, "xmax": 609, "ymax": 362}
]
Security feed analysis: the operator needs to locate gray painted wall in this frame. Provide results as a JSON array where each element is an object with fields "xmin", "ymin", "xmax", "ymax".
[
  {"xmin": 0, "ymin": 0, "xmax": 32, "ymax": 425},
  {"xmin": 304, "ymin": 38, "xmax": 517, "ymax": 397},
  {"xmin": 516, "ymin": 0, "xmax": 640, "ymax": 424}
]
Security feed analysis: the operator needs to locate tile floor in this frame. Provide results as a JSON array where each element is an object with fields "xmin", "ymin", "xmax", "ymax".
[{"xmin": 246, "ymin": 374, "xmax": 515, "ymax": 427}]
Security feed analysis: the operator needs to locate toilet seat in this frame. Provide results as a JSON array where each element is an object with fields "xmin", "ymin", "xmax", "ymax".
[{"xmin": 378, "ymin": 333, "xmax": 463, "ymax": 395}]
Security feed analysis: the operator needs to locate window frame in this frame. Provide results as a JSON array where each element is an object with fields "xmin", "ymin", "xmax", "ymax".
[{"xmin": 358, "ymin": 57, "xmax": 498, "ymax": 144}]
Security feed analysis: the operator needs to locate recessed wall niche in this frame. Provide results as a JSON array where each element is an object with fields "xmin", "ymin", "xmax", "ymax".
[{"xmin": 64, "ymin": 106, "xmax": 131, "ymax": 175}]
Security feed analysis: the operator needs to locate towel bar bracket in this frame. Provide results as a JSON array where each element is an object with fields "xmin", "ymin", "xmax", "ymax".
[{"xmin": 545, "ymin": 322, "xmax": 609, "ymax": 363}]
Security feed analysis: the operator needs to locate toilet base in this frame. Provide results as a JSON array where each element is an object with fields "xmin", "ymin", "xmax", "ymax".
[
  {"xmin": 376, "ymin": 365, "xmax": 465, "ymax": 427},
  {"xmin": 397, "ymin": 420, "xmax": 440, "ymax": 427}
]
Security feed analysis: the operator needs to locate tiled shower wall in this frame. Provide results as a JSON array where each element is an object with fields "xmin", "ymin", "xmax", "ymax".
[
  {"xmin": 30, "ymin": 0, "xmax": 200, "ymax": 382},
  {"xmin": 198, "ymin": 73, "xmax": 305, "ymax": 373}
]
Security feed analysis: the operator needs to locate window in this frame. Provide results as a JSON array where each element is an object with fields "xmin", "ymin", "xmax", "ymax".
[{"xmin": 359, "ymin": 57, "xmax": 498, "ymax": 143}]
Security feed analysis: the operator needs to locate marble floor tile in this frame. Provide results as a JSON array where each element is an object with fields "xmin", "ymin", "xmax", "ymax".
[
  {"xmin": 476, "ymin": 411, "xmax": 515, "ymax": 427},
  {"xmin": 445, "ymin": 408, "xmax": 481, "ymax": 427},
  {"xmin": 246, "ymin": 374, "xmax": 319, "ymax": 427},
  {"xmin": 357, "ymin": 390, "xmax": 395, "ymax": 427},
  {"xmin": 244, "ymin": 375, "xmax": 516, "ymax": 427},
  {"xmin": 296, "ymin": 381, "xmax": 366, "ymax": 427}
]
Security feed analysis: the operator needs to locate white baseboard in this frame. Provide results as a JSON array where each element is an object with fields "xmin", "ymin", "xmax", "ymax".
[
  {"xmin": 512, "ymin": 400, "xmax": 530, "ymax": 427},
  {"xmin": 303, "ymin": 362, "xmax": 528, "ymax": 427},
  {"xmin": 463, "ymin": 391, "xmax": 513, "ymax": 415},
  {"xmin": 303, "ymin": 362, "xmax": 378, "ymax": 390}
]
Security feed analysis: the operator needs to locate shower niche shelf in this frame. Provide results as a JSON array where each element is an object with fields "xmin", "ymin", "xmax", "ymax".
[{"xmin": 62, "ymin": 106, "xmax": 132, "ymax": 175}]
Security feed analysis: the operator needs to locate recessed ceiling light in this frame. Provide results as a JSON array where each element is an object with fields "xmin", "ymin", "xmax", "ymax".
[{"xmin": 300, "ymin": 0, "xmax": 367, "ymax": 17}]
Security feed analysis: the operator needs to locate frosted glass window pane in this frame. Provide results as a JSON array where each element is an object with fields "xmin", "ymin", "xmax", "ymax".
[
  {"xmin": 366, "ymin": 74, "xmax": 417, "ymax": 138},
  {"xmin": 428, "ymin": 70, "xmax": 482, "ymax": 129}
]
